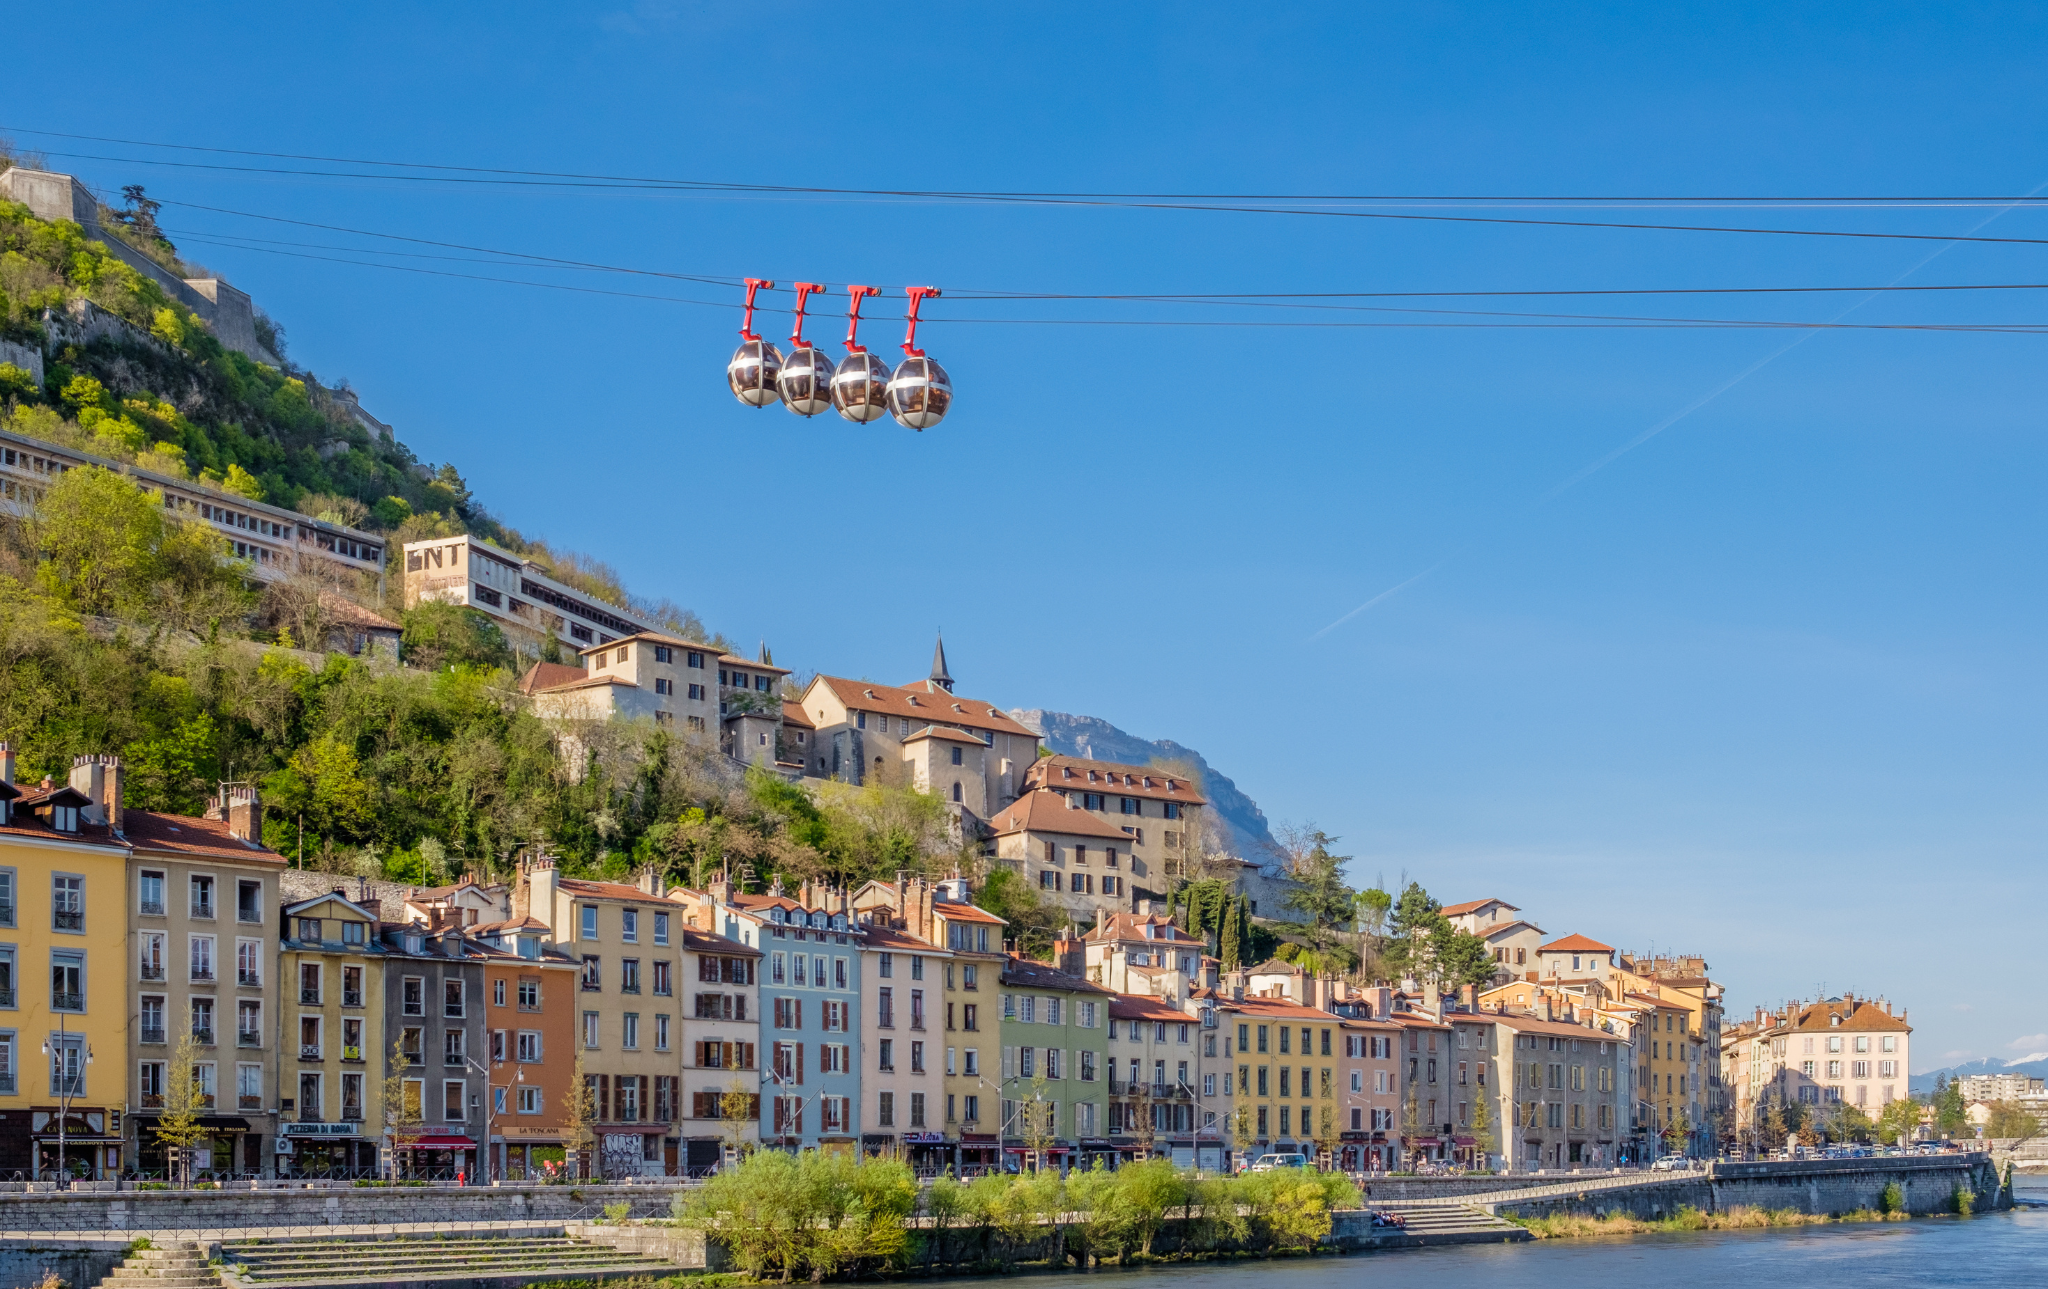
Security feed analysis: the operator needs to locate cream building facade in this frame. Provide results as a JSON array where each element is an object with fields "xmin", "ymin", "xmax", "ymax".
[{"xmin": 1018, "ymin": 756, "xmax": 1209, "ymax": 895}]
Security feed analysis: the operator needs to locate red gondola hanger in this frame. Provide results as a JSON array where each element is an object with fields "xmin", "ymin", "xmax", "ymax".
[
  {"xmin": 740, "ymin": 277, "xmax": 773, "ymax": 340},
  {"xmin": 789, "ymin": 282, "xmax": 825, "ymax": 348},
  {"xmin": 900, "ymin": 286, "xmax": 941, "ymax": 356},
  {"xmin": 843, "ymin": 285, "xmax": 882, "ymax": 351}
]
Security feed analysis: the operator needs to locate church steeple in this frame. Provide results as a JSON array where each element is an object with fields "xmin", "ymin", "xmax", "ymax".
[{"xmin": 929, "ymin": 631, "xmax": 954, "ymax": 693}]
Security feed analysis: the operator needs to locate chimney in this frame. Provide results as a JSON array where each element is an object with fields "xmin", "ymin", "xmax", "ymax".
[
  {"xmin": 68, "ymin": 755, "xmax": 124, "ymax": 832},
  {"xmin": 1461, "ymin": 983, "xmax": 1476, "ymax": 1011},
  {"xmin": 529, "ymin": 858, "xmax": 560, "ymax": 937},
  {"xmin": 225, "ymin": 785, "xmax": 262, "ymax": 843},
  {"xmin": 636, "ymin": 866, "xmax": 657, "ymax": 896},
  {"xmin": 0, "ymin": 742, "xmax": 12, "ymax": 790}
]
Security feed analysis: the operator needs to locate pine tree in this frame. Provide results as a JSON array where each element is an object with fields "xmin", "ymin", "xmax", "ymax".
[{"xmin": 1220, "ymin": 895, "xmax": 1243, "ymax": 969}]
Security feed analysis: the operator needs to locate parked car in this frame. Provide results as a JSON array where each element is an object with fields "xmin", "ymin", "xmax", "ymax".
[
  {"xmin": 1650, "ymin": 1154, "xmax": 1690, "ymax": 1171},
  {"xmin": 1249, "ymin": 1153, "xmax": 1310, "ymax": 1172}
]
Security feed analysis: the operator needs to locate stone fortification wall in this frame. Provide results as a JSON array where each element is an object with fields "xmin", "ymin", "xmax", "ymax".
[
  {"xmin": 1357, "ymin": 1172, "xmax": 1629, "ymax": 1200},
  {"xmin": 1489, "ymin": 1154, "xmax": 2001, "ymax": 1220}
]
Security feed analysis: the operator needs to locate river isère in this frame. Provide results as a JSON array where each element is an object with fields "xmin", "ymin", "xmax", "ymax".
[{"xmin": 919, "ymin": 1176, "xmax": 2048, "ymax": 1288}]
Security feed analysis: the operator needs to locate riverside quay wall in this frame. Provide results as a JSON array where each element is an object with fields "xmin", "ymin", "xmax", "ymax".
[
  {"xmin": 0, "ymin": 1183, "xmax": 681, "ymax": 1236},
  {"xmin": 1487, "ymin": 1154, "xmax": 2005, "ymax": 1221}
]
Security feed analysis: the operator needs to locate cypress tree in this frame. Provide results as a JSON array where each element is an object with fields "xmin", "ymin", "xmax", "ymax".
[{"xmin": 1220, "ymin": 894, "xmax": 1242, "ymax": 969}]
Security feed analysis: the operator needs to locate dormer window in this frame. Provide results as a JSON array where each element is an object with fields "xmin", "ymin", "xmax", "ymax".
[
  {"xmin": 518, "ymin": 936, "xmax": 538, "ymax": 959},
  {"xmin": 771, "ymin": 908, "xmax": 786, "ymax": 924},
  {"xmin": 53, "ymin": 805, "xmax": 78, "ymax": 832}
]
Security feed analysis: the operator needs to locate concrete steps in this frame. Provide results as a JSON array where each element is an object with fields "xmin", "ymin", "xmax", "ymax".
[
  {"xmin": 98, "ymin": 1243, "xmax": 222, "ymax": 1289},
  {"xmin": 219, "ymin": 1235, "xmax": 677, "ymax": 1288},
  {"xmin": 1373, "ymin": 1200, "xmax": 1526, "ymax": 1238}
]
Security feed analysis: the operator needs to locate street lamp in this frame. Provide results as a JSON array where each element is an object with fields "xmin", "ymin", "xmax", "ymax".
[
  {"xmin": 41, "ymin": 1015, "xmax": 92, "ymax": 1184},
  {"xmin": 462, "ymin": 1056, "xmax": 520, "ymax": 1185}
]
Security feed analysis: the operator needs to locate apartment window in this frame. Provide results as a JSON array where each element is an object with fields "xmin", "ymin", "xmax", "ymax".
[
  {"xmin": 519, "ymin": 1085, "xmax": 542, "ymax": 1114},
  {"xmin": 139, "ymin": 932, "xmax": 166, "ymax": 983},
  {"xmin": 444, "ymin": 1080, "xmax": 466, "ymax": 1122},
  {"xmin": 139, "ymin": 1059, "xmax": 166, "ymax": 1107},
  {"xmin": 190, "ymin": 875, "xmax": 215, "ymax": 919},
  {"xmin": 581, "ymin": 906, "xmax": 599, "ymax": 940},
  {"xmin": 237, "ymin": 939, "xmax": 263, "ymax": 987},
  {"xmin": 654, "ymin": 912, "xmax": 670, "ymax": 946},
  {"xmin": 582, "ymin": 956, "xmax": 601, "ymax": 990},
  {"xmin": 237, "ymin": 881, "xmax": 262, "ymax": 924},
  {"xmin": 621, "ymin": 958, "xmax": 641, "ymax": 994},
  {"xmin": 51, "ymin": 876, "xmax": 83, "ymax": 932},
  {"xmin": 342, "ymin": 965, "xmax": 363, "ymax": 1007},
  {"xmin": 623, "ymin": 1012, "xmax": 641, "ymax": 1050},
  {"xmin": 583, "ymin": 1011, "xmax": 600, "ymax": 1047},
  {"xmin": 519, "ymin": 978, "xmax": 541, "ymax": 1009},
  {"xmin": 399, "ymin": 976, "xmax": 423, "ymax": 1016},
  {"xmin": 297, "ymin": 918, "xmax": 322, "ymax": 943},
  {"xmin": 655, "ymin": 678, "xmax": 673, "ymax": 695},
  {"xmin": 656, "ymin": 1013, "xmax": 671, "ymax": 1051},
  {"xmin": 189, "ymin": 936, "xmax": 215, "ymax": 982},
  {"xmin": 138, "ymin": 871, "xmax": 165, "ymax": 917},
  {"xmin": 238, "ymin": 1000, "xmax": 262, "ymax": 1047},
  {"xmin": 51, "ymin": 950, "xmax": 84, "ymax": 1012}
]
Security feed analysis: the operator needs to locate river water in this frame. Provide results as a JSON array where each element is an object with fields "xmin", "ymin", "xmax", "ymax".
[{"xmin": 921, "ymin": 1176, "xmax": 2048, "ymax": 1288}]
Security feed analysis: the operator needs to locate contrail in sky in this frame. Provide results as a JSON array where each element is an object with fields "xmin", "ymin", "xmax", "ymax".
[{"xmin": 1310, "ymin": 183, "xmax": 2048, "ymax": 643}]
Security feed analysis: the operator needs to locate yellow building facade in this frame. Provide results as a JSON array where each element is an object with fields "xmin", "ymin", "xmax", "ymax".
[{"xmin": 0, "ymin": 757, "xmax": 131, "ymax": 1178}]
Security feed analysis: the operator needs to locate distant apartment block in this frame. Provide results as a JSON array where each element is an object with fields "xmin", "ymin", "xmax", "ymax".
[
  {"xmin": 525, "ymin": 635, "xmax": 794, "ymax": 772},
  {"xmin": 2, "ymin": 427, "xmax": 386, "ymax": 584},
  {"xmin": 1956, "ymin": 1072, "xmax": 2044, "ymax": 1103},
  {"xmin": 404, "ymin": 534, "xmax": 657, "ymax": 651},
  {"xmin": 1018, "ymin": 755, "xmax": 1208, "ymax": 891}
]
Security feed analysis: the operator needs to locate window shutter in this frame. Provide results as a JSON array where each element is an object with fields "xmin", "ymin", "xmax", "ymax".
[{"xmin": 796, "ymin": 1042, "xmax": 805, "ymax": 1086}]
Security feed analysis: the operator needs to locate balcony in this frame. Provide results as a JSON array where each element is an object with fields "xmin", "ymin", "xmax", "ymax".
[
  {"xmin": 197, "ymin": 1095, "xmax": 215, "ymax": 1109},
  {"xmin": 341, "ymin": 1108, "xmax": 364, "ymax": 1122},
  {"xmin": 239, "ymin": 1094, "xmax": 263, "ymax": 1110},
  {"xmin": 52, "ymin": 992, "xmax": 82, "ymax": 1012},
  {"xmin": 444, "ymin": 1053, "xmax": 466, "ymax": 1066},
  {"xmin": 0, "ymin": 905, "xmax": 13, "ymax": 928},
  {"xmin": 0, "ymin": 988, "xmax": 14, "ymax": 1007},
  {"xmin": 191, "ymin": 903, "xmax": 215, "ymax": 921},
  {"xmin": 141, "ymin": 1027, "xmax": 167, "ymax": 1045},
  {"xmin": 54, "ymin": 1076, "xmax": 85, "ymax": 1096},
  {"xmin": 238, "ymin": 1030, "xmax": 261, "ymax": 1048},
  {"xmin": 342, "ymin": 1045, "xmax": 363, "ymax": 1063},
  {"xmin": 191, "ymin": 1027, "xmax": 214, "ymax": 1045},
  {"xmin": 0, "ymin": 1073, "xmax": 19, "ymax": 1094},
  {"xmin": 139, "ymin": 900, "xmax": 165, "ymax": 917},
  {"xmin": 300, "ymin": 1045, "xmax": 322, "ymax": 1061},
  {"xmin": 300, "ymin": 989, "xmax": 322, "ymax": 1005},
  {"xmin": 53, "ymin": 910, "xmax": 83, "ymax": 931},
  {"xmin": 238, "ymin": 907, "xmax": 262, "ymax": 925},
  {"xmin": 403, "ymin": 1051, "xmax": 423, "ymax": 1067},
  {"xmin": 190, "ymin": 968, "xmax": 215, "ymax": 983},
  {"xmin": 342, "ymin": 991, "xmax": 363, "ymax": 1008},
  {"xmin": 141, "ymin": 1093, "xmax": 164, "ymax": 1108},
  {"xmin": 139, "ymin": 964, "xmax": 165, "ymax": 982},
  {"xmin": 239, "ymin": 971, "xmax": 261, "ymax": 987}
]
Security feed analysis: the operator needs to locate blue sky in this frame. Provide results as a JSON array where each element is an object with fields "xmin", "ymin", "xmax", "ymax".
[{"xmin": 7, "ymin": 2, "xmax": 2045, "ymax": 1069}]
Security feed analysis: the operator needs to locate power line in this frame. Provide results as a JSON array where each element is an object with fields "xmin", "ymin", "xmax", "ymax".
[
  {"xmin": 12, "ymin": 125, "xmax": 2048, "ymax": 205},
  {"xmin": 23, "ymin": 139, "xmax": 2048, "ymax": 251}
]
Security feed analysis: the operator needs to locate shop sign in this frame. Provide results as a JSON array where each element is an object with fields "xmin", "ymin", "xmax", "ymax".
[
  {"xmin": 283, "ymin": 1122, "xmax": 357, "ymax": 1136},
  {"xmin": 901, "ymin": 1133, "xmax": 948, "ymax": 1145}
]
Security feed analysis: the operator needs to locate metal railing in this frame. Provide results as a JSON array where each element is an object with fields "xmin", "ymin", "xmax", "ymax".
[
  {"xmin": 190, "ymin": 968, "xmax": 215, "ymax": 983},
  {"xmin": 53, "ymin": 910, "xmax": 83, "ymax": 930},
  {"xmin": 51, "ymin": 992, "xmax": 82, "ymax": 1011},
  {"xmin": 138, "ymin": 900, "xmax": 164, "ymax": 917},
  {"xmin": 140, "ymin": 964, "xmax": 165, "ymax": 981},
  {"xmin": 300, "ymin": 989, "xmax": 321, "ymax": 1004},
  {"xmin": 342, "ymin": 991, "xmax": 363, "ymax": 1008},
  {"xmin": 191, "ymin": 1027, "xmax": 214, "ymax": 1045},
  {"xmin": 141, "ymin": 1027, "xmax": 167, "ymax": 1045},
  {"xmin": 238, "ymin": 907, "xmax": 262, "ymax": 924},
  {"xmin": 239, "ymin": 970, "xmax": 261, "ymax": 986},
  {"xmin": 239, "ymin": 1095, "xmax": 263, "ymax": 1110},
  {"xmin": 299, "ymin": 1045, "xmax": 321, "ymax": 1060},
  {"xmin": 238, "ymin": 1031, "xmax": 262, "ymax": 1048},
  {"xmin": 191, "ymin": 903, "xmax": 214, "ymax": 920}
]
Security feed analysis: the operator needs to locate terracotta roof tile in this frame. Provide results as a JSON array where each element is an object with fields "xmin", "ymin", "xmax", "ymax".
[
  {"xmin": 1441, "ymin": 897, "xmax": 1518, "ymax": 918},
  {"xmin": 933, "ymin": 898, "xmax": 1007, "ymax": 926},
  {"xmin": 811, "ymin": 676, "xmax": 1036, "ymax": 738},
  {"xmin": 1539, "ymin": 933, "xmax": 1615, "ymax": 954},
  {"xmin": 1002, "ymin": 955, "xmax": 1111, "ymax": 994},
  {"xmin": 990, "ymin": 790, "xmax": 1135, "ymax": 841},
  {"xmin": 903, "ymin": 725, "xmax": 990, "ymax": 746},
  {"xmin": 123, "ymin": 810, "xmax": 284, "ymax": 863},
  {"xmin": 780, "ymin": 701, "xmax": 816, "ymax": 730},
  {"xmin": 517, "ymin": 661, "xmax": 589, "ymax": 695},
  {"xmin": 1021, "ymin": 755, "xmax": 1209, "ymax": 805},
  {"xmin": 557, "ymin": 877, "xmax": 658, "ymax": 901}
]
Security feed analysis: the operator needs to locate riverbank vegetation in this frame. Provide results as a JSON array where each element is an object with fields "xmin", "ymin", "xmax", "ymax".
[
  {"xmin": 1508, "ymin": 1203, "xmax": 1912, "ymax": 1238},
  {"xmin": 673, "ymin": 1152, "xmax": 1361, "ymax": 1282}
]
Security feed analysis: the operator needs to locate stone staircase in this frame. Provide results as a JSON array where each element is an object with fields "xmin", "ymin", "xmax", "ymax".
[
  {"xmin": 218, "ymin": 1234, "xmax": 679, "ymax": 1288},
  {"xmin": 1372, "ymin": 1200, "xmax": 1530, "ymax": 1240},
  {"xmin": 98, "ymin": 1243, "xmax": 222, "ymax": 1289}
]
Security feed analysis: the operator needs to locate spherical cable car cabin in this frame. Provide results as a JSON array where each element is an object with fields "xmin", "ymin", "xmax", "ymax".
[
  {"xmin": 885, "ymin": 287, "xmax": 951, "ymax": 430},
  {"xmin": 776, "ymin": 281, "xmax": 835, "ymax": 417},
  {"xmin": 831, "ymin": 285, "xmax": 891, "ymax": 423},
  {"xmin": 726, "ymin": 278, "xmax": 783, "ymax": 407}
]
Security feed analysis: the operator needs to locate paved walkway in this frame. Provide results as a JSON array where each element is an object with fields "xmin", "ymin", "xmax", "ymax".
[{"xmin": 0, "ymin": 1221, "xmax": 571, "ymax": 1247}]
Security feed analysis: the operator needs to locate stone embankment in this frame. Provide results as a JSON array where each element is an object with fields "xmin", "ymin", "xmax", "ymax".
[{"xmin": 1480, "ymin": 1153, "xmax": 2003, "ymax": 1221}]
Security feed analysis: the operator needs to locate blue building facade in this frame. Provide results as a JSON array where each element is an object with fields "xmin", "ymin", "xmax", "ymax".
[{"xmin": 719, "ymin": 889, "xmax": 864, "ymax": 1149}]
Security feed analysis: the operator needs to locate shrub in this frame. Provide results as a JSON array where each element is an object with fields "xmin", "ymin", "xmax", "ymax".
[
  {"xmin": 604, "ymin": 1201, "xmax": 632, "ymax": 1225},
  {"xmin": 1879, "ymin": 1182, "xmax": 1905, "ymax": 1215}
]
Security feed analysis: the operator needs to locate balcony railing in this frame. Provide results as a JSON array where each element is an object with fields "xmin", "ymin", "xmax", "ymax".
[
  {"xmin": 197, "ymin": 1094, "xmax": 214, "ymax": 1109},
  {"xmin": 0, "ymin": 1073, "xmax": 16, "ymax": 1094},
  {"xmin": 300, "ymin": 989, "xmax": 322, "ymax": 1005},
  {"xmin": 141, "ymin": 1093, "xmax": 164, "ymax": 1108},
  {"xmin": 52, "ymin": 992, "xmax": 82, "ymax": 1011},
  {"xmin": 445, "ymin": 1053, "xmax": 466, "ymax": 1066},
  {"xmin": 54, "ymin": 1075, "xmax": 85, "ymax": 1096},
  {"xmin": 191, "ymin": 1027, "xmax": 214, "ymax": 1045},
  {"xmin": 341, "ymin": 1108, "xmax": 364, "ymax": 1122},
  {"xmin": 0, "ymin": 988, "xmax": 14, "ymax": 1007},
  {"xmin": 238, "ymin": 1030, "xmax": 261, "ymax": 1048},
  {"xmin": 0, "ymin": 905, "xmax": 14, "ymax": 928},
  {"xmin": 300, "ymin": 1045, "xmax": 322, "ymax": 1060},
  {"xmin": 53, "ymin": 910, "xmax": 83, "ymax": 931},
  {"xmin": 403, "ymin": 1051, "xmax": 423, "ymax": 1067},
  {"xmin": 140, "ymin": 964, "xmax": 165, "ymax": 981},
  {"xmin": 191, "ymin": 903, "xmax": 214, "ymax": 920},
  {"xmin": 239, "ymin": 1094, "xmax": 263, "ymax": 1110},
  {"xmin": 190, "ymin": 968, "xmax": 215, "ymax": 983},
  {"xmin": 141, "ymin": 1027, "xmax": 167, "ymax": 1045},
  {"xmin": 238, "ymin": 907, "xmax": 262, "ymax": 925},
  {"xmin": 239, "ymin": 970, "xmax": 261, "ymax": 987},
  {"xmin": 139, "ymin": 900, "xmax": 165, "ymax": 917},
  {"xmin": 342, "ymin": 991, "xmax": 363, "ymax": 1008}
]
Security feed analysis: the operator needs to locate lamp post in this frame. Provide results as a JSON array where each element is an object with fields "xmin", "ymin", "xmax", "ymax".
[
  {"xmin": 463, "ymin": 1057, "xmax": 522, "ymax": 1185},
  {"xmin": 41, "ymin": 1014, "xmax": 92, "ymax": 1184}
]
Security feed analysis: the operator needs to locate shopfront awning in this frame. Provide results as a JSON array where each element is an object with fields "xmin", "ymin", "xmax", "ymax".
[
  {"xmin": 410, "ymin": 1134, "xmax": 476, "ymax": 1148},
  {"xmin": 199, "ymin": 1117, "xmax": 253, "ymax": 1130}
]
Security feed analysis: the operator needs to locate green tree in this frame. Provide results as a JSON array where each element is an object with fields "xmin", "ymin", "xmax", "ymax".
[
  {"xmin": 1277, "ymin": 827, "xmax": 1356, "ymax": 959},
  {"xmin": 1985, "ymin": 1100, "xmax": 2042, "ymax": 1141},
  {"xmin": 1426, "ymin": 917, "xmax": 1497, "ymax": 991},
  {"xmin": 564, "ymin": 1047, "xmax": 597, "ymax": 1178},
  {"xmin": 1934, "ymin": 1077, "xmax": 1970, "ymax": 1136},
  {"xmin": 1382, "ymin": 881, "xmax": 1442, "ymax": 980},
  {"xmin": 154, "ymin": 1034, "xmax": 211, "ymax": 1186},
  {"xmin": 263, "ymin": 734, "xmax": 375, "ymax": 845},
  {"xmin": 1219, "ymin": 894, "xmax": 1243, "ymax": 969},
  {"xmin": 1874, "ymin": 1096, "xmax": 1921, "ymax": 1145},
  {"xmin": 400, "ymin": 601, "xmax": 513, "ymax": 672},
  {"xmin": 977, "ymin": 867, "xmax": 1063, "ymax": 960},
  {"xmin": 383, "ymin": 1036, "xmax": 423, "ymax": 1178},
  {"xmin": 221, "ymin": 462, "xmax": 265, "ymax": 501}
]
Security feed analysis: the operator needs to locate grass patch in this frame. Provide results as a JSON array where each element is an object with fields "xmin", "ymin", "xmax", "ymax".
[{"xmin": 1506, "ymin": 1204, "xmax": 1914, "ymax": 1238}]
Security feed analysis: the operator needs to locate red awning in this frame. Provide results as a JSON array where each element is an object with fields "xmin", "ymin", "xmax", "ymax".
[
  {"xmin": 409, "ymin": 1135, "xmax": 476, "ymax": 1148},
  {"xmin": 1453, "ymin": 1136, "xmax": 1478, "ymax": 1146}
]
